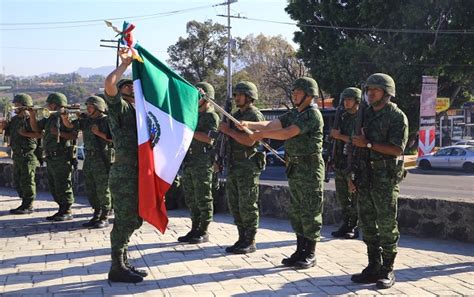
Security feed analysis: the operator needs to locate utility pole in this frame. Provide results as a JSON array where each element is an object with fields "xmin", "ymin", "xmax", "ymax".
[{"xmin": 216, "ymin": 0, "xmax": 237, "ymax": 103}]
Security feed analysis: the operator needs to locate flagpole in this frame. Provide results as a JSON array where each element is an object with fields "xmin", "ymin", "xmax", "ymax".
[{"xmin": 203, "ymin": 95, "xmax": 286, "ymax": 163}]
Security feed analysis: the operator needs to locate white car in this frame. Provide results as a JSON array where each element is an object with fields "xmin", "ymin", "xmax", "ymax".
[
  {"xmin": 416, "ymin": 145, "xmax": 474, "ymax": 172},
  {"xmin": 454, "ymin": 140, "xmax": 474, "ymax": 146}
]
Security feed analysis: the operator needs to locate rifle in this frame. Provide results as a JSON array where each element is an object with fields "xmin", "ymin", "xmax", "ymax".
[
  {"xmin": 324, "ymin": 104, "xmax": 344, "ymax": 183},
  {"xmin": 345, "ymin": 99, "xmax": 369, "ymax": 193},
  {"xmin": 214, "ymin": 94, "xmax": 233, "ymax": 175}
]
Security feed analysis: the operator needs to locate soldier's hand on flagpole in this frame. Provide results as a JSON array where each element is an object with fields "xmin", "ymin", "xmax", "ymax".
[
  {"xmin": 118, "ymin": 48, "xmax": 132, "ymax": 66},
  {"xmin": 236, "ymin": 121, "xmax": 248, "ymax": 131}
]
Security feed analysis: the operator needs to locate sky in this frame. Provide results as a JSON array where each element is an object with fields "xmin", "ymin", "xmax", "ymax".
[{"xmin": 0, "ymin": 0, "xmax": 299, "ymax": 77}]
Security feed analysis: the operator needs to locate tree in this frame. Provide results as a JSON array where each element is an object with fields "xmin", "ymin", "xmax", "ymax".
[
  {"xmin": 238, "ymin": 34, "xmax": 309, "ymax": 108},
  {"xmin": 58, "ymin": 85, "xmax": 89, "ymax": 104},
  {"xmin": 167, "ymin": 20, "xmax": 228, "ymax": 84},
  {"xmin": 286, "ymin": 0, "xmax": 474, "ymax": 131}
]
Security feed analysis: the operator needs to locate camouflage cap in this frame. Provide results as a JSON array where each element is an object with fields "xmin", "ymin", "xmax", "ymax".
[
  {"xmin": 46, "ymin": 92, "xmax": 68, "ymax": 107},
  {"xmin": 86, "ymin": 95, "xmax": 107, "ymax": 112},
  {"xmin": 13, "ymin": 93, "xmax": 33, "ymax": 107},
  {"xmin": 365, "ymin": 73, "xmax": 396, "ymax": 97},
  {"xmin": 341, "ymin": 87, "xmax": 362, "ymax": 102},
  {"xmin": 234, "ymin": 81, "xmax": 258, "ymax": 100},
  {"xmin": 195, "ymin": 82, "xmax": 215, "ymax": 100},
  {"xmin": 117, "ymin": 78, "xmax": 133, "ymax": 89},
  {"xmin": 292, "ymin": 77, "xmax": 319, "ymax": 97}
]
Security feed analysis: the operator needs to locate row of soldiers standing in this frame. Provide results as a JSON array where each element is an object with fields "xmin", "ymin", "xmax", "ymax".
[
  {"xmin": 2, "ymin": 53, "xmax": 408, "ymax": 289},
  {"xmin": 178, "ymin": 73, "xmax": 407, "ymax": 290}
]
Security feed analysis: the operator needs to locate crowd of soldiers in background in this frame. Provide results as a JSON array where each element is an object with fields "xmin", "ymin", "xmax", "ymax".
[{"xmin": 1, "ymin": 59, "xmax": 408, "ymax": 289}]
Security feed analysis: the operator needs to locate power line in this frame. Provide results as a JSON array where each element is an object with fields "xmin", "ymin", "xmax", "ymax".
[
  {"xmin": 219, "ymin": 15, "xmax": 474, "ymax": 35},
  {"xmin": 0, "ymin": 4, "xmax": 216, "ymax": 31}
]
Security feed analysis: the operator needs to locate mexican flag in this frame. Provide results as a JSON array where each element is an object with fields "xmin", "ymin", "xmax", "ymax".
[{"xmin": 133, "ymin": 44, "xmax": 199, "ymax": 233}]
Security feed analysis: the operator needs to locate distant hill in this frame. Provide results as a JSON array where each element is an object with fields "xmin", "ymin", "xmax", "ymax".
[{"xmin": 38, "ymin": 66, "xmax": 131, "ymax": 78}]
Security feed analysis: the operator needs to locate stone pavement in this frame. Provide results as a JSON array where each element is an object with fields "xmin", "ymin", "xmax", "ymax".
[{"xmin": 0, "ymin": 188, "xmax": 473, "ymax": 297}]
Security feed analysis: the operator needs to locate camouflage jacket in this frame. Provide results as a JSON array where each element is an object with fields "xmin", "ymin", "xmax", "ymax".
[
  {"xmin": 185, "ymin": 108, "xmax": 219, "ymax": 164},
  {"xmin": 73, "ymin": 115, "xmax": 112, "ymax": 152},
  {"xmin": 364, "ymin": 102, "xmax": 409, "ymax": 161},
  {"xmin": 37, "ymin": 114, "xmax": 76, "ymax": 154},
  {"xmin": 104, "ymin": 92, "xmax": 137, "ymax": 161},
  {"xmin": 279, "ymin": 104, "xmax": 324, "ymax": 157},
  {"xmin": 5, "ymin": 115, "xmax": 37, "ymax": 156},
  {"xmin": 228, "ymin": 105, "xmax": 265, "ymax": 157}
]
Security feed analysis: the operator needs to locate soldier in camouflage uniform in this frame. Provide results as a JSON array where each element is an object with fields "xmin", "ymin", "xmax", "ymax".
[
  {"xmin": 351, "ymin": 73, "xmax": 408, "ymax": 289},
  {"xmin": 62, "ymin": 96, "xmax": 113, "ymax": 229},
  {"xmin": 329, "ymin": 87, "xmax": 361, "ymax": 239},
  {"xmin": 3, "ymin": 94, "xmax": 40, "ymax": 214},
  {"xmin": 244, "ymin": 77, "xmax": 324, "ymax": 269},
  {"xmin": 31, "ymin": 92, "xmax": 77, "ymax": 221},
  {"xmin": 218, "ymin": 81, "xmax": 266, "ymax": 254},
  {"xmin": 177, "ymin": 82, "xmax": 220, "ymax": 244},
  {"xmin": 103, "ymin": 49, "xmax": 146, "ymax": 283}
]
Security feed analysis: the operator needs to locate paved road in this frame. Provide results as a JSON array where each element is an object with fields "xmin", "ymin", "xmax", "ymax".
[
  {"xmin": 261, "ymin": 166, "xmax": 474, "ymax": 202},
  {"xmin": 1, "ymin": 189, "xmax": 473, "ymax": 296}
]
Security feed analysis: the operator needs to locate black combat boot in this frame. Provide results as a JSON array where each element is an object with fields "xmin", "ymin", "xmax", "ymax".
[
  {"xmin": 46, "ymin": 204, "xmax": 64, "ymax": 221},
  {"xmin": 294, "ymin": 238, "xmax": 316, "ymax": 269},
  {"xmin": 53, "ymin": 203, "xmax": 73, "ymax": 221},
  {"xmin": 123, "ymin": 249, "xmax": 148, "ymax": 278},
  {"xmin": 376, "ymin": 253, "xmax": 396, "ymax": 289},
  {"xmin": 344, "ymin": 218, "xmax": 359, "ymax": 239},
  {"xmin": 108, "ymin": 251, "xmax": 143, "ymax": 283},
  {"xmin": 225, "ymin": 226, "xmax": 245, "ymax": 253},
  {"xmin": 351, "ymin": 246, "xmax": 382, "ymax": 283},
  {"xmin": 93, "ymin": 208, "xmax": 109, "ymax": 229},
  {"xmin": 82, "ymin": 208, "xmax": 101, "ymax": 227},
  {"xmin": 178, "ymin": 221, "xmax": 199, "ymax": 243},
  {"xmin": 281, "ymin": 235, "xmax": 305, "ymax": 267},
  {"xmin": 233, "ymin": 228, "xmax": 257, "ymax": 254},
  {"xmin": 189, "ymin": 222, "xmax": 210, "ymax": 244},
  {"xmin": 331, "ymin": 219, "xmax": 350, "ymax": 238},
  {"xmin": 10, "ymin": 201, "xmax": 34, "ymax": 215}
]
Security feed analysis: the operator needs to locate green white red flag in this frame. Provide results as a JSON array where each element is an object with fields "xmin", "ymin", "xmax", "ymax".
[{"xmin": 132, "ymin": 44, "xmax": 199, "ymax": 233}]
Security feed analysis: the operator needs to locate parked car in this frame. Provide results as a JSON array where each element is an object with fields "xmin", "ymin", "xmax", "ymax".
[
  {"xmin": 454, "ymin": 140, "xmax": 474, "ymax": 146},
  {"xmin": 416, "ymin": 145, "xmax": 474, "ymax": 172},
  {"xmin": 266, "ymin": 146, "xmax": 285, "ymax": 166}
]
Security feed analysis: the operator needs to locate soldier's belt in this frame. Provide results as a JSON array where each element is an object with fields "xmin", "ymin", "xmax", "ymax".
[
  {"xmin": 369, "ymin": 158, "xmax": 396, "ymax": 170},
  {"xmin": 45, "ymin": 149, "xmax": 68, "ymax": 158},
  {"xmin": 286, "ymin": 153, "xmax": 320, "ymax": 164},
  {"xmin": 231, "ymin": 150, "xmax": 256, "ymax": 160}
]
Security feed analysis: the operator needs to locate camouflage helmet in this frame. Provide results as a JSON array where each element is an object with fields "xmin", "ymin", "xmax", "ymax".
[
  {"xmin": 117, "ymin": 78, "xmax": 133, "ymax": 89},
  {"xmin": 234, "ymin": 81, "xmax": 258, "ymax": 100},
  {"xmin": 195, "ymin": 82, "xmax": 215, "ymax": 100},
  {"xmin": 13, "ymin": 93, "xmax": 33, "ymax": 107},
  {"xmin": 292, "ymin": 77, "xmax": 319, "ymax": 97},
  {"xmin": 86, "ymin": 95, "xmax": 107, "ymax": 112},
  {"xmin": 340, "ymin": 87, "xmax": 362, "ymax": 103},
  {"xmin": 365, "ymin": 73, "xmax": 396, "ymax": 97},
  {"xmin": 46, "ymin": 92, "xmax": 68, "ymax": 107}
]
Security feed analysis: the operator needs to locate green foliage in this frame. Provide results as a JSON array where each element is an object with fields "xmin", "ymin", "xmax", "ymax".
[
  {"xmin": 58, "ymin": 85, "xmax": 90, "ymax": 104},
  {"xmin": 285, "ymin": 0, "xmax": 474, "ymax": 132},
  {"xmin": 167, "ymin": 20, "xmax": 228, "ymax": 83}
]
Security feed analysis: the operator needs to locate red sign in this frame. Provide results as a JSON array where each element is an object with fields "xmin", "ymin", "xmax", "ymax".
[{"xmin": 418, "ymin": 127, "xmax": 435, "ymax": 157}]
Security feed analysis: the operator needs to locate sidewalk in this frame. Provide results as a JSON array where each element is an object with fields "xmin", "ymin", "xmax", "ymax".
[{"xmin": 0, "ymin": 188, "xmax": 473, "ymax": 297}]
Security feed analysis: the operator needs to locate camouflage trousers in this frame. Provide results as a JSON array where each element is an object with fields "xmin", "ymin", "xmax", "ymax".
[
  {"xmin": 287, "ymin": 157, "xmax": 324, "ymax": 241},
  {"xmin": 109, "ymin": 163, "xmax": 143, "ymax": 254},
  {"xmin": 226, "ymin": 161, "xmax": 262, "ymax": 229},
  {"xmin": 182, "ymin": 161, "xmax": 214, "ymax": 225},
  {"xmin": 334, "ymin": 169, "xmax": 358, "ymax": 225},
  {"xmin": 46, "ymin": 155, "xmax": 74, "ymax": 206},
  {"xmin": 83, "ymin": 155, "xmax": 111, "ymax": 212},
  {"xmin": 357, "ymin": 167, "xmax": 400, "ymax": 257},
  {"xmin": 13, "ymin": 154, "xmax": 38, "ymax": 206}
]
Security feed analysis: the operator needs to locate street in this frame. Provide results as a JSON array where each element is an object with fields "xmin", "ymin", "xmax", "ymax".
[{"xmin": 261, "ymin": 165, "xmax": 474, "ymax": 201}]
